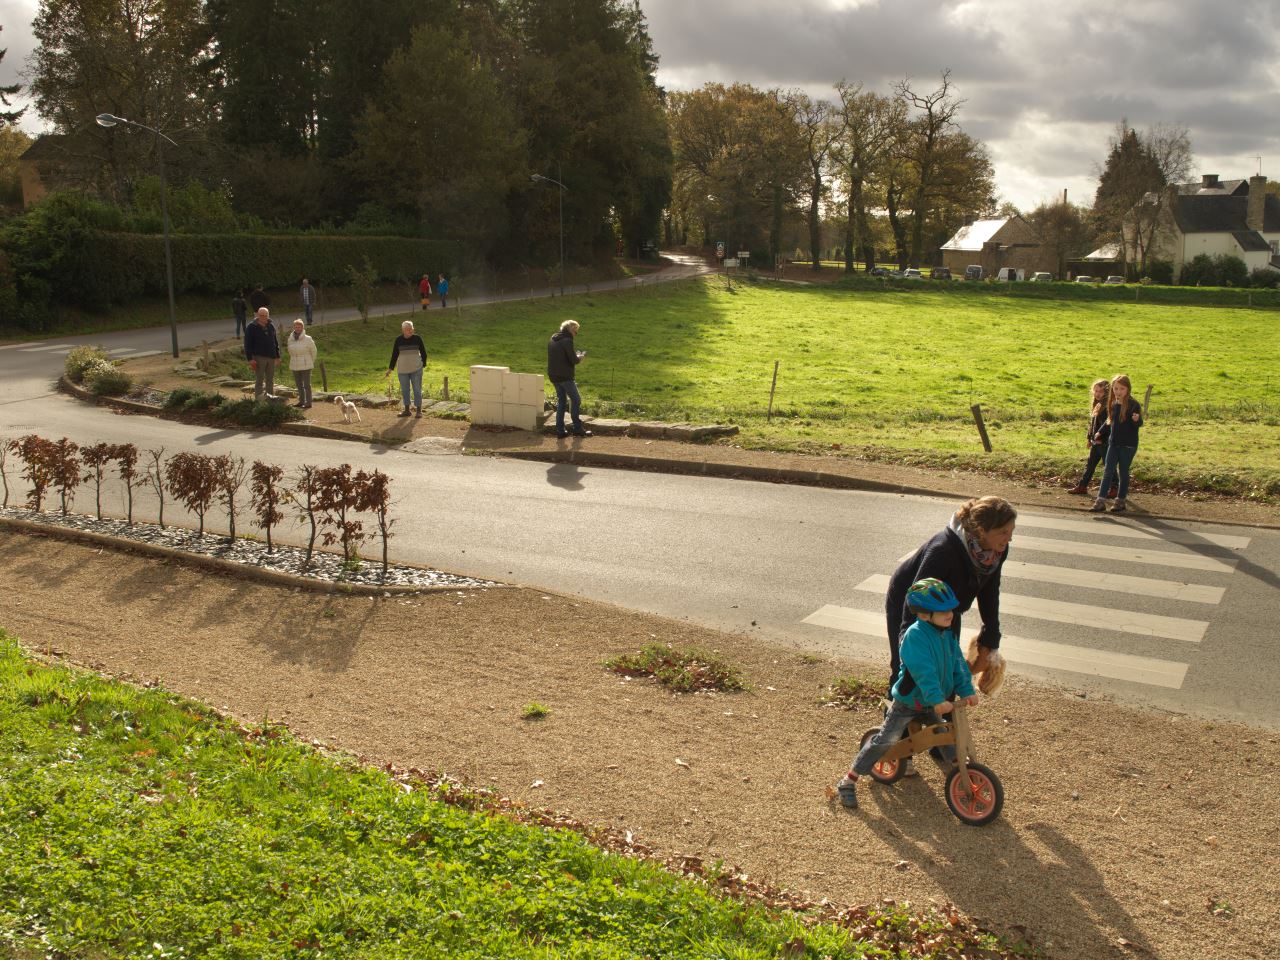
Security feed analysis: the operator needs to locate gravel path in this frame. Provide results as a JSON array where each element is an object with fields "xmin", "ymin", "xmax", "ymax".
[{"xmin": 2, "ymin": 528, "xmax": 1277, "ymax": 960}]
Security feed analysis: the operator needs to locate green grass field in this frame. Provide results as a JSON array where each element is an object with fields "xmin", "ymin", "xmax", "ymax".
[
  {"xmin": 0, "ymin": 631, "xmax": 1012, "ymax": 958},
  {"xmin": 302, "ymin": 277, "xmax": 1279, "ymax": 498}
]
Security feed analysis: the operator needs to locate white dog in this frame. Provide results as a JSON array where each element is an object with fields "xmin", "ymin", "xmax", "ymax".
[{"xmin": 333, "ymin": 395, "xmax": 361, "ymax": 424}]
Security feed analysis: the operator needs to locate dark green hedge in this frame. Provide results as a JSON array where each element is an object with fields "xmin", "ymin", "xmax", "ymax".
[{"xmin": 83, "ymin": 233, "xmax": 455, "ymax": 304}]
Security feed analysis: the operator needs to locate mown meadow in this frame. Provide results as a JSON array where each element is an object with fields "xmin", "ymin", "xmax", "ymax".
[{"xmin": 294, "ymin": 276, "xmax": 1278, "ymax": 497}]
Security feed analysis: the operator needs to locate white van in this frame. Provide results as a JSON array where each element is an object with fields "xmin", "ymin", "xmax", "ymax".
[{"xmin": 994, "ymin": 267, "xmax": 1024, "ymax": 282}]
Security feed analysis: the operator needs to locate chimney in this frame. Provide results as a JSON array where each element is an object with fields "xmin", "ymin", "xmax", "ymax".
[
  {"xmin": 1062, "ymin": 188, "xmax": 1068, "ymax": 204},
  {"xmin": 1247, "ymin": 175, "xmax": 1266, "ymax": 231},
  {"xmin": 1201, "ymin": 173, "xmax": 1219, "ymax": 189}
]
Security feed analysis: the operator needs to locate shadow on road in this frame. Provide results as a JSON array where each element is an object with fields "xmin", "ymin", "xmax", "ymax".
[{"xmin": 545, "ymin": 462, "xmax": 586, "ymax": 491}]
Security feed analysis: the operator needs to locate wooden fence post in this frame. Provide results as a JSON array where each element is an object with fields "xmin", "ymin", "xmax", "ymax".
[
  {"xmin": 317, "ymin": 359, "xmax": 328, "ymax": 392},
  {"xmin": 970, "ymin": 403, "xmax": 993, "ymax": 452},
  {"xmin": 1143, "ymin": 384, "xmax": 1153, "ymax": 418},
  {"xmin": 443, "ymin": 376, "xmax": 450, "ymax": 401},
  {"xmin": 766, "ymin": 360, "xmax": 780, "ymax": 422}
]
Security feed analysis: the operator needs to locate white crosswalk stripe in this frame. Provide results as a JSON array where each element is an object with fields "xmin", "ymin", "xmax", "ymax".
[
  {"xmin": 853, "ymin": 574, "xmax": 1209, "ymax": 643},
  {"xmin": 1006, "ymin": 535, "xmax": 1237, "ymax": 573},
  {"xmin": 802, "ymin": 605, "xmax": 1189, "ymax": 689},
  {"xmin": 1016, "ymin": 512, "xmax": 1251, "ymax": 550},
  {"xmin": 1000, "ymin": 560, "xmax": 1225, "ymax": 604}
]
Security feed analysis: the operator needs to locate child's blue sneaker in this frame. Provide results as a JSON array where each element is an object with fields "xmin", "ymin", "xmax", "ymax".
[{"xmin": 836, "ymin": 773, "xmax": 859, "ymax": 809}]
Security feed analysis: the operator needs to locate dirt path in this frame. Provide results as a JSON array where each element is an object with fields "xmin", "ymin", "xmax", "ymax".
[{"xmin": 3, "ymin": 529, "xmax": 1277, "ymax": 959}]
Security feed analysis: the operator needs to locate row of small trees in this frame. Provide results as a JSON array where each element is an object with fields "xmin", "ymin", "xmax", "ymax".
[{"xmin": 1, "ymin": 435, "xmax": 397, "ymax": 573}]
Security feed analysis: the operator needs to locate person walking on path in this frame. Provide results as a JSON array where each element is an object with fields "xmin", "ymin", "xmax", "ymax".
[
  {"xmin": 837, "ymin": 578, "xmax": 978, "ymax": 809},
  {"xmin": 248, "ymin": 284, "xmax": 270, "ymax": 313},
  {"xmin": 299, "ymin": 278, "xmax": 316, "ymax": 325},
  {"xmin": 547, "ymin": 319, "xmax": 592, "ymax": 438},
  {"xmin": 418, "ymin": 274, "xmax": 431, "ymax": 310},
  {"xmin": 385, "ymin": 319, "xmax": 427, "ymax": 417},
  {"xmin": 244, "ymin": 308, "xmax": 281, "ymax": 401},
  {"xmin": 1092, "ymin": 374, "xmax": 1143, "ymax": 514},
  {"xmin": 1068, "ymin": 379, "xmax": 1111, "ymax": 496},
  {"xmin": 231, "ymin": 289, "xmax": 248, "ymax": 339},
  {"xmin": 286, "ymin": 318, "xmax": 317, "ymax": 409},
  {"xmin": 437, "ymin": 274, "xmax": 449, "ymax": 308}
]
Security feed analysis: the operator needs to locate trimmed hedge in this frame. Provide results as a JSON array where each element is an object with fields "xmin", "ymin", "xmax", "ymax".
[{"xmin": 81, "ymin": 233, "xmax": 455, "ymax": 306}]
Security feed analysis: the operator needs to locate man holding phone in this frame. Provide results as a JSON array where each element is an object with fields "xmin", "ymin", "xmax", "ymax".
[{"xmin": 546, "ymin": 319, "xmax": 592, "ymax": 438}]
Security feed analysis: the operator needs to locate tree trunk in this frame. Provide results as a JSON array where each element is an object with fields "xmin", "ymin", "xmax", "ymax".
[
  {"xmin": 908, "ymin": 184, "xmax": 927, "ymax": 267},
  {"xmin": 771, "ymin": 183, "xmax": 784, "ymax": 265},
  {"xmin": 809, "ymin": 162, "xmax": 823, "ymax": 271},
  {"xmin": 886, "ymin": 187, "xmax": 908, "ymax": 267}
]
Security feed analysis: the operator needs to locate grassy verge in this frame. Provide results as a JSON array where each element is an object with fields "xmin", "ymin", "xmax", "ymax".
[
  {"xmin": 273, "ymin": 275, "xmax": 1278, "ymax": 499},
  {"xmin": 605, "ymin": 644, "xmax": 747, "ymax": 693},
  {"xmin": 0, "ymin": 631, "xmax": 1020, "ymax": 958}
]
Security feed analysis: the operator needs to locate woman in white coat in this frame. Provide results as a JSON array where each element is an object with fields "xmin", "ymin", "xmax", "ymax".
[{"xmin": 286, "ymin": 318, "xmax": 317, "ymax": 409}]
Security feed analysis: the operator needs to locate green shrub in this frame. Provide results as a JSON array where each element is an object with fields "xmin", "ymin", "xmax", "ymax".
[
  {"xmin": 821, "ymin": 674, "xmax": 889, "ymax": 709},
  {"xmin": 1249, "ymin": 267, "xmax": 1280, "ymax": 289},
  {"xmin": 81, "ymin": 359, "xmax": 133, "ymax": 396},
  {"xmin": 213, "ymin": 398, "xmax": 303, "ymax": 429},
  {"xmin": 1143, "ymin": 259, "xmax": 1174, "ymax": 284},
  {"xmin": 521, "ymin": 702, "xmax": 551, "ymax": 720},
  {"xmin": 605, "ymin": 644, "xmax": 746, "ymax": 693},
  {"xmin": 64, "ymin": 344, "xmax": 111, "ymax": 383}
]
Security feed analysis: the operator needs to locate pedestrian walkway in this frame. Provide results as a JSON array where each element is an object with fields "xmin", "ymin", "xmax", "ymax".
[{"xmin": 801, "ymin": 512, "xmax": 1252, "ymax": 692}]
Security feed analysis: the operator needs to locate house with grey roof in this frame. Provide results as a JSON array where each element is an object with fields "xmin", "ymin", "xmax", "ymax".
[{"xmin": 1131, "ymin": 173, "xmax": 1279, "ymax": 281}]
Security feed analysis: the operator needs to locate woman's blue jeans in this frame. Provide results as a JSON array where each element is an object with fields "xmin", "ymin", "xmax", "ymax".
[
  {"xmin": 553, "ymin": 379, "xmax": 583, "ymax": 434},
  {"xmin": 1099, "ymin": 445, "xmax": 1138, "ymax": 499},
  {"xmin": 398, "ymin": 369, "xmax": 423, "ymax": 410}
]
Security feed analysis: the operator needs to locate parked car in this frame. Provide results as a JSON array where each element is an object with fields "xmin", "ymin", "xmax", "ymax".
[
  {"xmin": 1074, "ymin": 275, "xmax": 1096, "ymax": 283},
  {"xmin": 964, "ymin": 264, "xmax": 984, "ymax": 281},
  {"xmin": 994, "ymin": 267, "xmax": 1023, "ymax": 282},
  {"xmin": 1104, "ymin": 275, "xmax": 1126, "ymax": 285},
  {"xmin": 902, "ymin": 268, "xmax": 923, "ymax": 280},
  {"xmin": 1029, "ymin": 272, "xmax": 1053, "ymax": 282},
  {"xmin": 869, "ymin": 266, "xmax": 891, "ymax": 277},
  {"xmin": 929, "ymin": 267, "xmax": 952, "ymax": 280}
]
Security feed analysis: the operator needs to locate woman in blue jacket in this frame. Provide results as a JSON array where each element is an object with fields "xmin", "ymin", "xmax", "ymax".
[{"xmin": 885, "ymin": 495, "xmax": 1017, "ymax": 688}]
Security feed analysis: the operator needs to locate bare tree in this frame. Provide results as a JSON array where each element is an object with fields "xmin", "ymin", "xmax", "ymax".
[
  {"xmin": 145, "ymin": 447, "xmax": 167, "ymax": 528},
  {"xmin": 295, "ymin": 464, "xmax": 320, "ymax": 566},
  {"xmin": 0, "ymin": 438, "xmax": 10, "ymax": 508},
  {"xmin": 356, "ymin": 469, "xmax": 395, "ymax": 575},
  {"xmin": 788, "ymin": 92, "xmax": 842, "ymax": 271},
  {"xmin": 894, "ymin": 71, "xmax": 962, "ymax": 267}
]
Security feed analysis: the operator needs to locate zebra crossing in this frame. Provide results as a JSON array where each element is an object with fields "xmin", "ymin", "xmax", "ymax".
[
  {"xmin": 802, "ymin": 512, "xmax": 1251, "ymax": 692},
  {"xmin": 0, "ymin": 342, "xmax": 164, "ymax": 362}
]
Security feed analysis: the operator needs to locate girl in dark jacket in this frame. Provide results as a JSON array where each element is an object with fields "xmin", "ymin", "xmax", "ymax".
[
  {"xmin": 1092, "ymin": 374, "xmax": 1143, "ymax": 514},
  {"xmin": 885, "ymin": 496, "xmax": 1016, "ymax": 689},
  {"xmin": 1068, "ymin": 379, "xmax": 1111, "ymax": 495}
]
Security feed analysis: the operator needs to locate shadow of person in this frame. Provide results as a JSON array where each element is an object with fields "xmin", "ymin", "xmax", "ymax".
[
  {"xmin": 1119, "ymin": 515, "xmax": 1279, "ymax": 591},
  {"xmin": 545, "ymin": 462, "xmax": 586, "ymax": 491},
  {"xmin": 855, "ymin": 778, "xmax": 1152, "ymax": 958}
]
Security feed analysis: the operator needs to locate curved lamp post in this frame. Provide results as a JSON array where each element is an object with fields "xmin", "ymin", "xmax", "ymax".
[
  {"xmin": 96, "ymin": 113, "xmax": 180, "ymax": 358},
  {"xmin": 531, "ymin": 167, "xmax": 567, "ymax": 296}
]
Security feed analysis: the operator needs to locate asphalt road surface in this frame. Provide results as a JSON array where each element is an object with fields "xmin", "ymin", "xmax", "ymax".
[{"xmin": 3, "ymin": 270, "xmax": 1277, "ymax": 729}]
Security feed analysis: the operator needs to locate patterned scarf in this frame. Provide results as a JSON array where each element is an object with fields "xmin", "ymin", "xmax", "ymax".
[{"xmin": 950, "ymin": 514, "xmax": 1000, "ymax": 574}]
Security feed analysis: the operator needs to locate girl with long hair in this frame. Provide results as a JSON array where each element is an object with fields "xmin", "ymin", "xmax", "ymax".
[
  {"xmin": 1091, "ymin": 374, "xmax": 1143, "ymax": 513},
  {"xmin": 1068, "ymin": 379, "xmax": 1111, "ymax": 495}
]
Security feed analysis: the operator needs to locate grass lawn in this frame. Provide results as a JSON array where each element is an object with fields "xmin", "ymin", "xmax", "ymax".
[
  {"xmin": 300, "ymin": 276, "xmax": 1280, "ymax": 498},
  {"xmin": 0, "ymin": 631, "xmax": 1010, "ymax": 958}
]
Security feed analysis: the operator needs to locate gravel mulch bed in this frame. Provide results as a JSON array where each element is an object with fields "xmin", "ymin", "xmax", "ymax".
[{"xmin": 0, "ymin": 507, "xmax": 496, "ymax": 591}]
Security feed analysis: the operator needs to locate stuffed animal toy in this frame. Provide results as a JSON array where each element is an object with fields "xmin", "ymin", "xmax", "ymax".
[{"xmin": 967, "ymin": 636, "xmax": 1006, "ymax": 697}]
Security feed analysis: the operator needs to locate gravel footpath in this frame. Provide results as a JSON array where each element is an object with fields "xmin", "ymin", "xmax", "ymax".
[{"xmin": 2, "ymin": 529, "xmax": 1277, "ymax": 960}]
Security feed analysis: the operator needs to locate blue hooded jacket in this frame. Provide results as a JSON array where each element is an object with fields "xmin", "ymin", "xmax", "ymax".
[{"xmin": 892, "ymin": 618, "xmax": 976, "ymax": 708}]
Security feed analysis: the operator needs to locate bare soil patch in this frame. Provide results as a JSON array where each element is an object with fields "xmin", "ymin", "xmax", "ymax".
[{"xmin": 2, "ymin": 529, "xmax": 1276, "ymax": 959}]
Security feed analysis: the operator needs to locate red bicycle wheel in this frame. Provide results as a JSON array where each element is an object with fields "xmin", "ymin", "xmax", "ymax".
[
  {"xmin": 859, "ymin": 727, "xmax": 906, "ymax": 784},
  {"xmin": 944, "ymin": 762, "xmax": 1004, "ymax": 826}
]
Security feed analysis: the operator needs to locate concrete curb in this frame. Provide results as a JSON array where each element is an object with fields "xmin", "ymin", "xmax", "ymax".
[
  {"xmin": 502, "ymin": 447, "xmax": 970, "ymax": 499},
  {"xmin": 0, "ymin": 516, "xmax": 507, "ymax": 597}
]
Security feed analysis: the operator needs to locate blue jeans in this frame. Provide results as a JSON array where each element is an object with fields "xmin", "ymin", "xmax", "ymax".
[
  {"xmin": 853, "ymin": 699, "xmax": 953, "ymax": 775},
  {"xmin": 1099, "ymin": 445, "xmax": 1138, "ymax": 499},
  {"xmin": 553, "ymin": 379, "xmax": 583, "ymax": 434},
  {"xmin": 398, "ymin": 369, "xmax": 423, "ymax": 410},
  {"xmin": 303, "ymin": 302, "xmax": 313, "ymax": 324},
  {"xmin": 1077, "ymin": 443, "xmax": 1104, "ymax": 487}
]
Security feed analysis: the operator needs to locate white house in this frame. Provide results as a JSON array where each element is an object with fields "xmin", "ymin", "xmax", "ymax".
[{"xmin": 1136, "ymin": 174, "xmax": 1280, "ymax": 280}]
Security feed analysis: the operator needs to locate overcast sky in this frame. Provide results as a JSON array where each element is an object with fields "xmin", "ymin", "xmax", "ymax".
[{"xmin": 3, "ymin": 0, "xmax": 1278, "ymax": 210}]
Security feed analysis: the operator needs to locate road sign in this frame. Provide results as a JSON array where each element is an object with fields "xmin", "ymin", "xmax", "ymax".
[
  {"xmin": 724, "ymin": 258, "xmax": 739, "ymax": 267},
  {"xmin": 737, "ymin": 251, "xmax": 750, "ymax": 259},
  {"xmin": 716, "ymin": 241, "xmax": 725, "ymax": 259}
]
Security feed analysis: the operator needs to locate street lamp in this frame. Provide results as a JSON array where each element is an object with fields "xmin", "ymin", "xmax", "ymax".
[
  {"xmin": 531, "ymin": 166, "xmax": 567, "ymax": 296},
  {"xmin": 96, "ymin": 113, "xmax": 180, "ymax": 359}
]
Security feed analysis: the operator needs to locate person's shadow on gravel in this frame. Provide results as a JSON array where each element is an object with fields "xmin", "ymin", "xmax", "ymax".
[{"xmin": 857, "ymin": 783, "xmax": 1151, "ymax": 958}]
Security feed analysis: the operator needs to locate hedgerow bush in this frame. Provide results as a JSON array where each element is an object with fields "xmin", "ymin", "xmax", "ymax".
[
  {"xmin": 164, "ymin": 388, "xmax": 225, "ymax": 412},
  {"xmin": 80, "ymin": 359, "xmax": 133, "ymax": 396},
  {"xmin": 64, "ymin": 345, "xmax": 111, "ymax": 383},
  {"xmin": 213, "ymin": 398, "xmax": 303, "ymax": 429}
]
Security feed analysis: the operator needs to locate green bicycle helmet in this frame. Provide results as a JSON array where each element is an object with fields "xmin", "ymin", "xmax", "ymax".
[{"xmin": 907, "ymin": 577, "xmax": 959, "ymax": 612}]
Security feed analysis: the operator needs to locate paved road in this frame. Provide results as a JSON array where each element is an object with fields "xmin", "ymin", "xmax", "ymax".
[{"xmin": 2, "ymin": 261, "xmax": 1277, "ymax": 729}]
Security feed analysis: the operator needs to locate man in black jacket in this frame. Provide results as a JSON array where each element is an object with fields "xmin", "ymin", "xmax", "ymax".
[
  {"xmin": 547, "ymin": 319, "xmax": 591, "ymax": 438},
  {"xmin": 244, "ymin": 307, "xmax": 281, "ymax": 401}
]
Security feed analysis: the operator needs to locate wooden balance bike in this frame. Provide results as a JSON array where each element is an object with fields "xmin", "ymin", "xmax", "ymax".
[{"xmin": 858, "ymin": 701, "xmax": 1004, "ymax": 826}]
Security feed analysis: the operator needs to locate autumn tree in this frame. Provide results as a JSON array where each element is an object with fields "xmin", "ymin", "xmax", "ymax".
[
  {"xmin": 165, "ymin": 451, "xmax": 219, "ymax": 536},
  {"xmin": 1028, "ymin": 200, "xmax": 1093, "ymax": 279},
  {"xmin": 894, "ymin": 71, "xmax": 965, "ymax": 267},
  {"xmin": 250, "ymin": 461, "xmax": 286, "ymax": 552},
  {"xmin": 1092, "ymin": 122, "xmax": 1190, "ymax": 273},
  {"xmin": 111, "ymin": 443, "xmax": 140, "ymax": 524},
  {"xmin": 213, "ymin": 454, "xmax": 248, "ymax": 539},
  {"xmin": 788, "ymin": 93, "xmax": 842, "ymax": 271},
  {"xmin": 0, "ymin": 26, "xmax": 24, "ymax": 126},
  {"xmin": 356, "ymin": 468, "xmax": 394, "ymax": 574},
  {"xmin": 51, "ymin": 437, "xmax": 80, "ymax": 515},
  {"xmin": 313, "ymin": 464, "xmax": 367, "ymax": 564},
  {"xmin": 12, "ymin": 436, "xmax": 57, "ymax": 512},
  {"xmin": 832, "ymin": 82, "xmax": 904, "ymax": 272},
  {"xmin": 80, "ymin": 441, "xmax": 114, "ymax": 519}
]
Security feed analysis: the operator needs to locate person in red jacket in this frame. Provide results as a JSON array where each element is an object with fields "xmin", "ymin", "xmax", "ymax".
[{"xmin": 418, "ymin": 274, "xmax": 431, "ymax": 310}]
